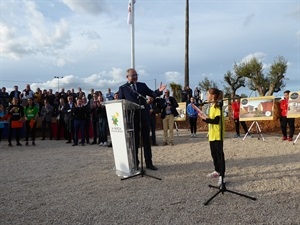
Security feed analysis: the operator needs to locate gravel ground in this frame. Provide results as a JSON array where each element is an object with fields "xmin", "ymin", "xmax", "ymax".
[{"xmin": 0, "ymin": 130, "xmax": 299, "ymax": 225}]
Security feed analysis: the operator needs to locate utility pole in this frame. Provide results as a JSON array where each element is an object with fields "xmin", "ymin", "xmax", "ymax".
[
  {"xmin": 54, "ymin": 76, "xmax": 63, "ymax": 92},
  {"xmin": 184, "ymin": 0, "xmax": 189, "ymax": 88}
]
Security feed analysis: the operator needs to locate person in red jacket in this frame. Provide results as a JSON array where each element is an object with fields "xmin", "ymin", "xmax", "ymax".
[
  {"xmin": 280, "ymin": 90, "xmax": 295, "ymax": 141},
  {"xmin": 231, "ymin": 95, "xmax": 249, "ymax": 138}
]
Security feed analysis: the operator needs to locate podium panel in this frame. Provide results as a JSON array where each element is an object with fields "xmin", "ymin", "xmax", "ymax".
[{"xmin": 104, "ymin": 99, "xmax": 140, "ymax": 177}]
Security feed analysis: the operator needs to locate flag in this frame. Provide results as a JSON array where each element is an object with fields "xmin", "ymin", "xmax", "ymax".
[{"xmin": 127, "ymin": 0, "xmax": 136, "ymax": 24}]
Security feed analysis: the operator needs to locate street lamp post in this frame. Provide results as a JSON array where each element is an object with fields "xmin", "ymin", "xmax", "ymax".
[{"xmin": 54, "ymin": 76, "xmax": 63, "ymax": 92}]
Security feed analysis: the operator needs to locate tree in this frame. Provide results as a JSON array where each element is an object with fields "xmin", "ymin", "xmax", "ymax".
[
  {"xmin": 198, "ymin": 76, "xmax": 218, "ymax": 92},
  {"xmin": 234, "ymin": 56, "xmax": 287, "ymax": 96},
  {"xmin": 223, "ymin": 70, "xmax": 246, "ymax": 98},
  {"xmin": 169, "ymin": 82, "xmax": 182, "ymax": 103},
  {"xmin": 266, "ymin": 56, "xmax": 287, "ymax": 96}
]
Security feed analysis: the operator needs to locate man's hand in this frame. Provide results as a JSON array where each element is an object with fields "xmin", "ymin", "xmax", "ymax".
[{"xmin": 159, "ymin": 82, "xmax": 167, "ymax": 92}]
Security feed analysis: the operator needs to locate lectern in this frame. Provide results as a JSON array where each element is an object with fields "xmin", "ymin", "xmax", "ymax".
[{"xmin": 104, "ymin": 99, "xmax": 140, "ymax": 177}]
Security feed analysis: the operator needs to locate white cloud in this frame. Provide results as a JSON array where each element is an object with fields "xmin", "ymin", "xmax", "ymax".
[
  {"xmin": 241, "ymin": 52, "xmax": 267, "ymax": 64},
  {"xmin": 164, "ymin": 71, "xmax": 183, "ymax": 84},
  {"xmin": 62, "ymin": 0, "xmax": 106, "ymax": 15}
]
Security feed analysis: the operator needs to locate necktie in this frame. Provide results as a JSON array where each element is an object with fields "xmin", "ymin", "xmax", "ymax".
[{"xmin": 132, "ymin": 84, "xmax": 137, "ymax": 91}]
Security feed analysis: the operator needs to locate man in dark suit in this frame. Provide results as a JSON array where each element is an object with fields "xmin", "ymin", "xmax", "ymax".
[
  {"xmin": 118, "ymin": 68, "xmax": 166, "ymax": 170},
  {"xmin": 9, "ymin": 85, "xmax": 21, "ymax": 102},
  {"xmin": 147, "ymin": 97, "xmax": 160, "ymax": 146}
]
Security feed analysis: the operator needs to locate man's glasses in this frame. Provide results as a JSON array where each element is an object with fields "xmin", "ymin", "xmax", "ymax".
[{"xmin": 129, "ymin": 74, "xmax": 138, "ymax": 77}]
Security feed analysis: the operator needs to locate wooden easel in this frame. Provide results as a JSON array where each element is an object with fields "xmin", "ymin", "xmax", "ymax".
[{"xmin": 243, "ymin": 121, "xmax": 265, "ymax": 141}]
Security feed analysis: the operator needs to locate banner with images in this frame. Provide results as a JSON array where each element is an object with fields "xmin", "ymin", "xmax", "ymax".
[
  {"xmin": 174, "ymin": 102, "xmax": 186, "ymax": 121},
  {"xmin": 239, "ymin": 96, "xmax": 274, "ymax": 121},
  {"xmin": 287, "ymin": 91, "xmax": 300, "ymax": 118},
  {"xmin": 200, "ymin": 99, "xmax": 229, "ymax": 119}
]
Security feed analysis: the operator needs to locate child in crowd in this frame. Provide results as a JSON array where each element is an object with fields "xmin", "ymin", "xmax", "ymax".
[{"xmin": 187, "ymin": 97, "xmax": 198, "ymax": 137}]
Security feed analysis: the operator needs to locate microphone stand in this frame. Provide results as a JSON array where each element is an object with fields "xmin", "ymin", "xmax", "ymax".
[
  {"xmin": 204, "ymin": 100, "xmax": 256, "ymax": 205},
  {"xmin": 122, "ymin": 85, "xmax": 161, "ymax": 181}
]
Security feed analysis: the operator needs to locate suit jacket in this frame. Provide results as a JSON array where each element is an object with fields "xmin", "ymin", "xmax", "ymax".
[
  {"xmin": 148, "ymin": 101, "xmax": 160, "ymax": 122},
  {"xmin": 160, "ymin": 96, "xmax": 179, "ymax": 119},
  {"xmin": 118, "ymin": 82, "xmax": 162, "ymax": 120},
  {"xmin": 9, "ymin": 90, "xmax": 21, "ymax": 101}
]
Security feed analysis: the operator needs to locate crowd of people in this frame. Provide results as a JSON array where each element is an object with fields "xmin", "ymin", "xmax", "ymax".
[
  {"xmin": 0, "ymin": 84, "xmax": 117, "ymax": 148},
  {"xmin": 0, "ymin": 78, "xmax": 296, "ymax": 186}
]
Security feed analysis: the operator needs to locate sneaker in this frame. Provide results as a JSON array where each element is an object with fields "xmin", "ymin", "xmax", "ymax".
[
  {"xmin": 16, "ymin": 143, "xmax": 22, "ymax": 146},
  {"xmin": 282, "ymin": 136, "xmax": 287, "ymax": 141},
  {"xmin": 288, "ymin": 137, "xmax": 293, "ymax": 142},
  {"xmin": 25, "ymin": 142, "xmax": 29, "ymax": 146},
  {"xmin": 193, "ymin": 133, "xmax": 196, "ymax": 137},
  {"xmin": 218, "ymin": 176, "xmax": 226, "ymax": 186},
  {"xmin": 32, "ymin": 142, "xmax": 36, "ymax": 146},
  {"xmin": 207, "ymin": 171, "xmax": 220, "ymax": 178},
  {"xmin": 191, "ymin": 134, "xmax": 194, "ymax": 137},
  {"xmin": 103, "ymin": 142, "xmax": 108, "ymax": 146},
  {"xmin": 234, "ymin": 134, "xmax": 240, "ymax": 138},
  {"xmin": 99, "ymin": 142, "xmax": 103, "ymax": 146}
]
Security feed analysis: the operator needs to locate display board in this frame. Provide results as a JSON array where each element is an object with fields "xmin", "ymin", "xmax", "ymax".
[
  {"xmin": 239, "ymin": 96, "xmax": 274, "ymax": 121},
  {"xmin": 287, "ymin": 91, "xmax": 300, "ymax": 118},
  {"xmin": 174, "ymin": 102, "xmax": 186, "ymax": 121},
  {"xmin": 199, "ymin": 99, "xmax": 229, "ymax": 119}
]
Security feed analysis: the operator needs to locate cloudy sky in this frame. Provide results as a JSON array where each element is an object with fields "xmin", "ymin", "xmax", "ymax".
[{"xmin": 1, "ymin": 0, "xmax": 299, "ymax": 97}]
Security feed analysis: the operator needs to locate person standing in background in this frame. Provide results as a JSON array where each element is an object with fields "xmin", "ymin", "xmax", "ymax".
[
  {"xmin": 96, "ymin": 94, "xmax": 108, "ymax": 147},
  {"xmin": 64, "ymin": 95, "xmax": 75, "ymax": 144},
  {"xmin": 56, "ymin": 98, "xmax": 67, "ymax": 140},
  {"xmin": 185, "ymin": 86, "xmax": 193, "ymax": 106},
  {"xmin": 72, "ymin": 98, "xmax": 86, "ymax": 146},
  {"xmin": 231, "ymin": 95, "xmax": 249, "ymax": 138},
  {"xmin": 187, "ymin": 97, "xmax": 198, "ymax": 137},
  {"xmin": 24, "ymin": 98, "xmax": 39, "ymax": 146},
  {"xmin": 0, "ymin": 104, "xmax": 5, "ymax": 148},
  {"xmin": 147, "ymin": 97, "xmax": 160, "ymax": 146},
  {"xmin": 160, "ymin": 89, "xmax": 179, "ymax": 146},
  {"xmin": 105, "ymin": 88, "xmax": 114, "ymax": 101},
  {"xmin": 280, "ymin": 90, "xmax": 295, "ymax": 141},
  {"xmin": 9, "ymin": 85, "xmax": 21, "ymax": 102},
  {"xmin": 194, "ymin": 87, "xmax": 201, "ymax": 106},
  {"xmin": 90, "ymin": 92, "xmax": 99, "ymax": 145},
  {"xmin": 0, "ymin": 87, "xmax": 9, "ymax": 109},
  {"xmin": 40, "ymin": 99, "xmax": 53, "ymax": 140},
  {"xmin": 7, "ymin": 97, "xmax": 24, "ymax": 147},
  {"xmin": 82, "ymin": 96, "xmax": 91, "ymax": 144}
]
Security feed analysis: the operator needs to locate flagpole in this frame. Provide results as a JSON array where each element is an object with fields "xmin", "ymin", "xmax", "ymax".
[{"xmin": 130, "ymin": 0, "xmax": 135, "ymax": 69}]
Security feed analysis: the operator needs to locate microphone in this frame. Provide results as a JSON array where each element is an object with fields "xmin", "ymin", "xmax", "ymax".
[{"xmin": 200, "ymin": 101, "xmax": 210, "ymax": 106}]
